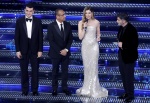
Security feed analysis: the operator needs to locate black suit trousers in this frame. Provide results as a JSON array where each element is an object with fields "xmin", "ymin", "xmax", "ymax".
[
  {"xmin": 51, "ymin": 56, "xmax": 69, "ymax": 91},
  {"xmin": 19, "ymin": 39, "xmax": 39, "ymax": 92},
  {"xmin": 118, "ymin": 51, "xmax": 135, "ymax": 98}
]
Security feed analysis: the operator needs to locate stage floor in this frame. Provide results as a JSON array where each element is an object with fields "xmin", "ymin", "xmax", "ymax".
[{"xmin": 0, "ymin": 86, "xmax": 149, "ymax": 103}]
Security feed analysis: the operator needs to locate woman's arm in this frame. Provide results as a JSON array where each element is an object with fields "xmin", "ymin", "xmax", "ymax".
[
  {"xmin": 96, "ymin": 21, "xmax": 101, "ymax": 41},
  {"xmin": 78, "ymin": 21, "xmax": 87, "ymax": 40}
]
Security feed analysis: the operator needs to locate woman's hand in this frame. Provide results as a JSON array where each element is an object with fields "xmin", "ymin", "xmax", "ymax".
[
  {"xmin": 97, "ymin": 37, "xmax": 101, "ymax": 41},
  {"xmin": 83, "ymin": 22, "xmax": 88, "ymax": 28}
]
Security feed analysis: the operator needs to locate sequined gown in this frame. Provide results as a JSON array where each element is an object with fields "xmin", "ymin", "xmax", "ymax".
[{"xmin": 76, "ymin": 20, "xmax": 108, "ymax": 98}]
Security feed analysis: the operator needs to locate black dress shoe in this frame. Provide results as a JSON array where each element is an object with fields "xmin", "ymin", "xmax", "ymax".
[
  {"xmin": 118, "ymin": 93, "xmax": 128, "ymax": 99},
  {"xmin": 125, "ymin": 97, "xmax": 134, "ymax": 102},
  {"xmin": 22, "ymin": 92, "xmax": 28, "ymax": 96},
  {"xmin": 63, "ymin": 90, "xmax": 71, "ymax": 96},
  {"xmin": 32, "ymin": 91, "xmax": 39, "ymax": 96},
  {"xmin": 52, "ymin": 90, "xmax": 57, "ymax": 96}
]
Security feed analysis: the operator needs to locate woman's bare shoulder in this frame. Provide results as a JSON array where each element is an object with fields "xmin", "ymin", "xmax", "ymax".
[
  {"xmin": 94, "ymin": 19, "xmax": 100, "ymax": 24},
  {"xmin": 78, "ymin": 20, "xmax": 83, "ymax": 24}
]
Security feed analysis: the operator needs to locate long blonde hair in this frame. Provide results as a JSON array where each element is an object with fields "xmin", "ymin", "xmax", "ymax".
[{"xmin": 82, "ymin": 6, "xmax": 95, "ymax": 29}]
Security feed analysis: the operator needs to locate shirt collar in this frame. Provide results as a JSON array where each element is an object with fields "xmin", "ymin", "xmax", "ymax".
[
  {"xmin": 56, "ymin": 19, "xmax": 63, "ymax": 25},
  {"xmin": 25, "ymin": 16, "xmax": 33, "ymax": 19},
  {"xmin": 122, "ymin": 22, "xmax": 128, "ymax": 29}
]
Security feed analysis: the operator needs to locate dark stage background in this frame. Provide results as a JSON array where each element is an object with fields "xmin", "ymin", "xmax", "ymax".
[{"xmin": 0, "ymin": 0, "xmax": 149, "ymax": 103}]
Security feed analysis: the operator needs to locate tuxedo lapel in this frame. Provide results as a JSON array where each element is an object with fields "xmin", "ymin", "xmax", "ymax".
[
  {"xmin": 119, "ymin": 24, "xmax": 128, "ymax": 40},
  {"xmin": 54, "ymin": 22, "xmax": 63, "ymax": 38},
  {"xmin": 119, "ymin": 28, "xmax": 123, "ymax": 40},
  {"xmin": 23, "ymin": 18, "xmax": 28, "ymax": 37},
  {"xmin": 63, "ymin": 22, "xmax": 67, "ymax": 41},
  {"xmin": 31, "ymin": 17, "xmax": 36, "ymax": 39}
]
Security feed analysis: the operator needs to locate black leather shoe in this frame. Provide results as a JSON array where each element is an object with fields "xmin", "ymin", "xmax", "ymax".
[
  {"xmin": 63, "ymin": 90, "xmax": 71, "ymax": 96},
  {"xmin": 125, "ymin": 97, "xmax": 134, "ymax": 102},
  {"xmin": 118, "ymin": 93, "xmax": 128, "ymax": 99},
  {"xmin": 52, "ymin": 90, "xmax": 57, "ymax": 96},
  {"xmin": 22, "ymin": 92, "xmax": 28, "ymax": 96},
  {"xmin": 32, "ymin": 91, "xmax": 39, "ymax": 96}
]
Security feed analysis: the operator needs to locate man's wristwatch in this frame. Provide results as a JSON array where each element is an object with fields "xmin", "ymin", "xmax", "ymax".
[{"xmin": 65, "ymin": 48, "xmax": 69, "ymax": 52}]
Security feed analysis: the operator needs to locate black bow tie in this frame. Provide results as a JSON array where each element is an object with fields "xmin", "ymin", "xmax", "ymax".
[{"xmin": 26, "ymin": 18, "xmax": 32, "ymax": 22}]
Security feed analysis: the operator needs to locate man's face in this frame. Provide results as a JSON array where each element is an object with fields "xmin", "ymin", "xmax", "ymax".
[
  {"xmin": 56, "ymin": 10, "xmax": 66, "ymax": 22},
  {"xmin": 116, "ymin": 17, "xmax": 124, "ymax": 26},
  {"xmin": 25, "ymin": 7, "xmax": 34, "ymax": 18}
]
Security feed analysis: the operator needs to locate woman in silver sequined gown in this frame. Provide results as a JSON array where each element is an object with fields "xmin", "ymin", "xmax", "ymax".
[{"xmin": 76, "ymin": 7, "xmax": 108, "ymax": 98}]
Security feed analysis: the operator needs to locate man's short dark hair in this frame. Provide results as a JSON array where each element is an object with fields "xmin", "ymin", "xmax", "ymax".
[
  {"xmin": 117, "ymin": 13, "xmax": 129, "ymax": 22},
  {"xmin": 25, "ymin": 2, "xmax": 35, "ymax": 9},
  {"xmin": 55, "ymin": 8, "xmax": 64, "ymax": 16}
]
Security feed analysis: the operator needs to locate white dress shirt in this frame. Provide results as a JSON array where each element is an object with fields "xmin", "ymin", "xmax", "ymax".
[
  {"xmin": 56, "ymin": 19, "xmax": 68, "ymax": 52},
  {"xmin": 56, "ymin": 19, "xmax": 64, "ymax": 31},
  {"xmin": 26, "ymin": 16, "xmax": 33, "ymax": 39}
]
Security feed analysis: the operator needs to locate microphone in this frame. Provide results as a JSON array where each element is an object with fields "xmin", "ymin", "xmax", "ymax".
[{"xmin": 84, "ymin": 19, "xmax": 88, "ymax": 31}]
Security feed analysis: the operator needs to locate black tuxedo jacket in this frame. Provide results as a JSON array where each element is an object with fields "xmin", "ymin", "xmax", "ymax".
[
  {"xmin": 15, "ymin": 16, "xmax": 43, "ymax": 54},
  {"xmin": 117, "ymin": 23, "xmax": 139, "ymax": 63},
  {"xmin": 47, "ymin": 21, "xmax": 73, "ymax": 58}
]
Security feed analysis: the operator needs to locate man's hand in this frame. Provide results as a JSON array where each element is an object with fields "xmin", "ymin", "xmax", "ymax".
[
  {"xmin": 37, "ymin": 52, "xmax": 42, "ymax": 58},
  {"xmin": 60, "ymin": 49, "xmax": 67, "ymax": 56},
  {"xmin": 16, "ymin": 51, "xmax": 22, "ymax": 59},
  {"xmin": 118, "ymin": 42, "xmax": 123, "ymax": 48}
]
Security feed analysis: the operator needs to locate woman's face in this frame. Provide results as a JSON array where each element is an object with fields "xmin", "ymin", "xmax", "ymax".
[{"xmin": 85, "ymin": 10, "xmax": 92, "ymax": 20}]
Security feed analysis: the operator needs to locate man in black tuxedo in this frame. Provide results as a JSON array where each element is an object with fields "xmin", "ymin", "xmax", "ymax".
[
  {"xmin": 47, "ymin": 8, "xmax": 73, "ymax": 96},
  {"xmin": 117, "ymin": 13, "xmax": 138, "ymax": 102},
  {"xmin": 15, "ymin": 2, "xmax": 43, "ymax": 96}
]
